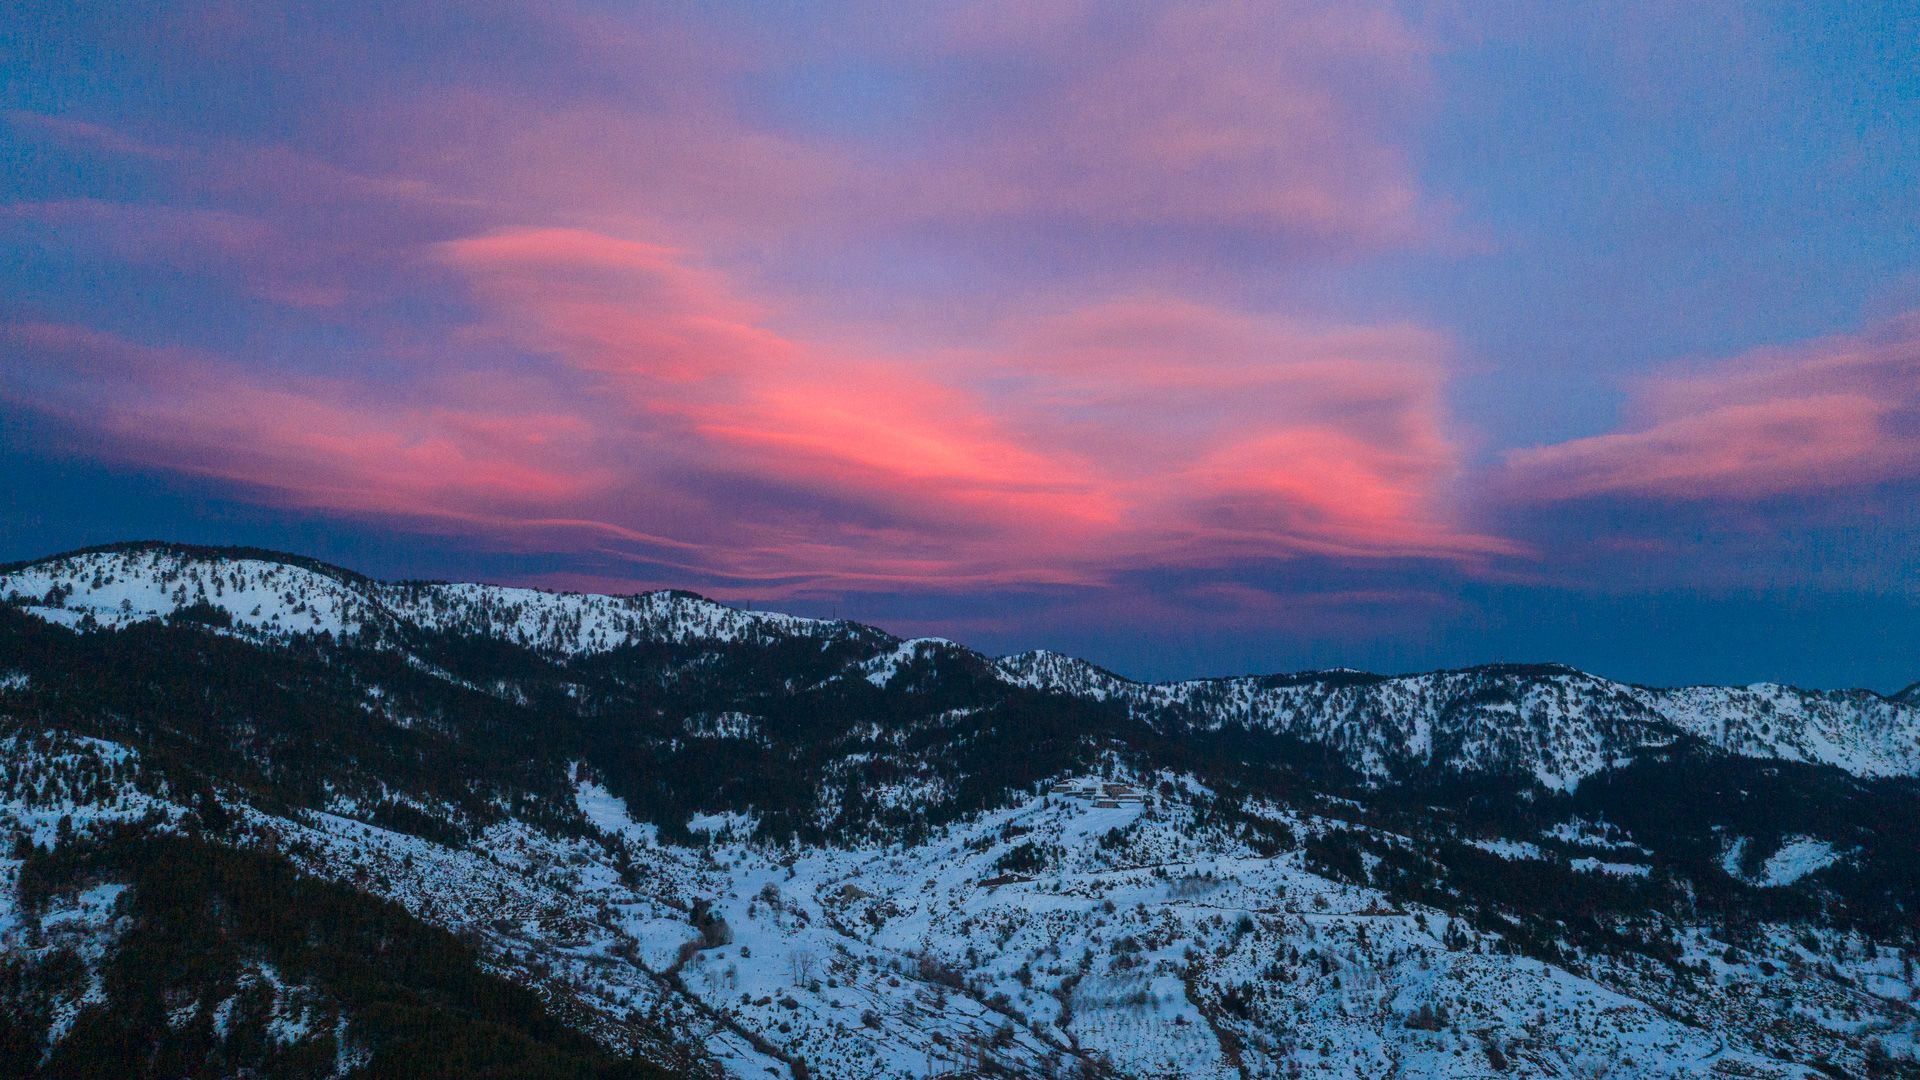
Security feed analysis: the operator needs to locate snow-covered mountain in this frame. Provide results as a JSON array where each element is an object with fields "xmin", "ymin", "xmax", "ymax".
[
  {"xmin": 1642, "ymin": 682, "xmax": 1920, "ymax": 779},
  {"xmin": 999, "ymin": 652, "xmax": 1920, "ymax": 786},
  {"xmin": 5, "ymin": 542, "xmax": 1918, "ymax": 791},
  {"xmin": 2, "ymin": 542, "xmax": 1918, "ymax": 1077}
]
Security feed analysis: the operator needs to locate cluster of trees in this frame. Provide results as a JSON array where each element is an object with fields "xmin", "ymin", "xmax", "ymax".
[
  {"xmin": 5, "ymin": 828, "xmax": 684, "ymax": 1078},
  {"xmin": 0, "ymin": 605, "xmax": 595, "ymax": 846},
  {"xmin": 1571, "ymin": 754, "xmax": 1920, "ymax": 940}
]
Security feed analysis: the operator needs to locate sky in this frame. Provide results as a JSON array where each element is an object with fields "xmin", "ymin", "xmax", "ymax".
[{"xmin": 3, "ymin": 1, "xmax": 1918, "ymax": 689}]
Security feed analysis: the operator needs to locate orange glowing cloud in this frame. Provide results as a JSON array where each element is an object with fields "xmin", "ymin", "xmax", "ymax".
[{"xmin": 695, "ymin": 369, "xmax": 1110, "ymax": 520}]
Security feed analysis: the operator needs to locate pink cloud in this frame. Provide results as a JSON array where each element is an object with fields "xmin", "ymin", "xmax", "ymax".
[
  {"xmin": 1, "ymin": 3, "xmax": 1497, "ymax": 599},
  {"xmin": 3, "ymin": 111, "xmax": 185, "ymax": 162},
  {"xmin": 276, "ymin": 0, "xmax": 1437, "ymax": 262},
  {"xmin": 1, "ymin": 323, "xmax": 611, "ymax": 520},
  {"xmin": 428, "ymin": 227, "xmax": 1126, "ymax": 580},
  {"xmin": 422, "ymin": 228, "xmax": 1509, "ymax": 584},
  {"xmin": 985, "ymin": 300, "xmax": 1508, "ymax": 564},
  {"xmin": 0, "ymin": 118, "xmax": 463, "ymax": 312},
  {"xmin": 1503, "ymin": 314, "xmax": 1920, "ymax": 501},
  {"xmin": 6, "ymin": 0, "xmax": 1445, "ymax": 312},
  {"xmin": 5, "ymin": 214, "xmax": 1507, "ymax": 595},
  {"xmin": 902, "ymin": 1, "xmax": 1434, "ymax": 242},
  {"xmin": 435, "ymin": 228, "xmax": 796, "ymax": 382}
]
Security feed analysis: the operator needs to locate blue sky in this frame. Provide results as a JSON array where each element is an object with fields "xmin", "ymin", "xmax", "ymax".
[{"xmin": 3, "ymin": 1, "xmax": 1917, "ymax": 688}]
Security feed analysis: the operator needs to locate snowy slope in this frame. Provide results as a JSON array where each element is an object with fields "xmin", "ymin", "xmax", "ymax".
[
  {"xmin": 997, "ymin": 655, "xmax": 1920, "ymax": 786},
  {"xmin": 1641, "ymin": 682, "xmax": 1920, "ymax": 777},
  {"xmin": 0, "ymin": 548, "xmax": 371, "ymax": 636},
  {"xmin": 998, "ymin": 660, "xmax": 1680, "ymax": 788},
  {"xmin": 994, "ymin": 650, "xmax": 1137, "ymax": 700},
  {"xmin": 6, "ymin": 731, "xmax": 1907, "ymax": 1078}
]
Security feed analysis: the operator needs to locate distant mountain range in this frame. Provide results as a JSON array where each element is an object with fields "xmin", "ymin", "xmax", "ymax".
[
  {"xmin": 7, "ymin": 541, "xmax": 1919, "ymax": 789},
  {"xmin": 1, "ymin": 541, "xmax": 1916, "ymax": 1078}
]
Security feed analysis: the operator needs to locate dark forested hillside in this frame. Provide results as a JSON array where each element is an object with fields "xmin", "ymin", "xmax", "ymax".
[{"xmin": 4, "ymin": 831, "xmax": 680, "ymax": 1080}]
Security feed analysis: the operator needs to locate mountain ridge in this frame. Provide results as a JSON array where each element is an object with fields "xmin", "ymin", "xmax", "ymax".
[
  {"xmin": 4, "ymin": 538, "xmax": 1909, "ymax": 697},
  {"xmin": 4, "ymin": 540, "xmax": 1917, "ymax": 790}
]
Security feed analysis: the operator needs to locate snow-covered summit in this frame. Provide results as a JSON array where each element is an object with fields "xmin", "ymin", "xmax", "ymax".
[
  {"xmin": 0, "ymin": 543, "xmax": 858, "ymax": 655},
  {"xmin": 993, "ymin": 649, "xmax": 1136, "ymax": 700},
  {"xmin": 1, "ymin": 546, "xmax": 372, "ymax": 637}
]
